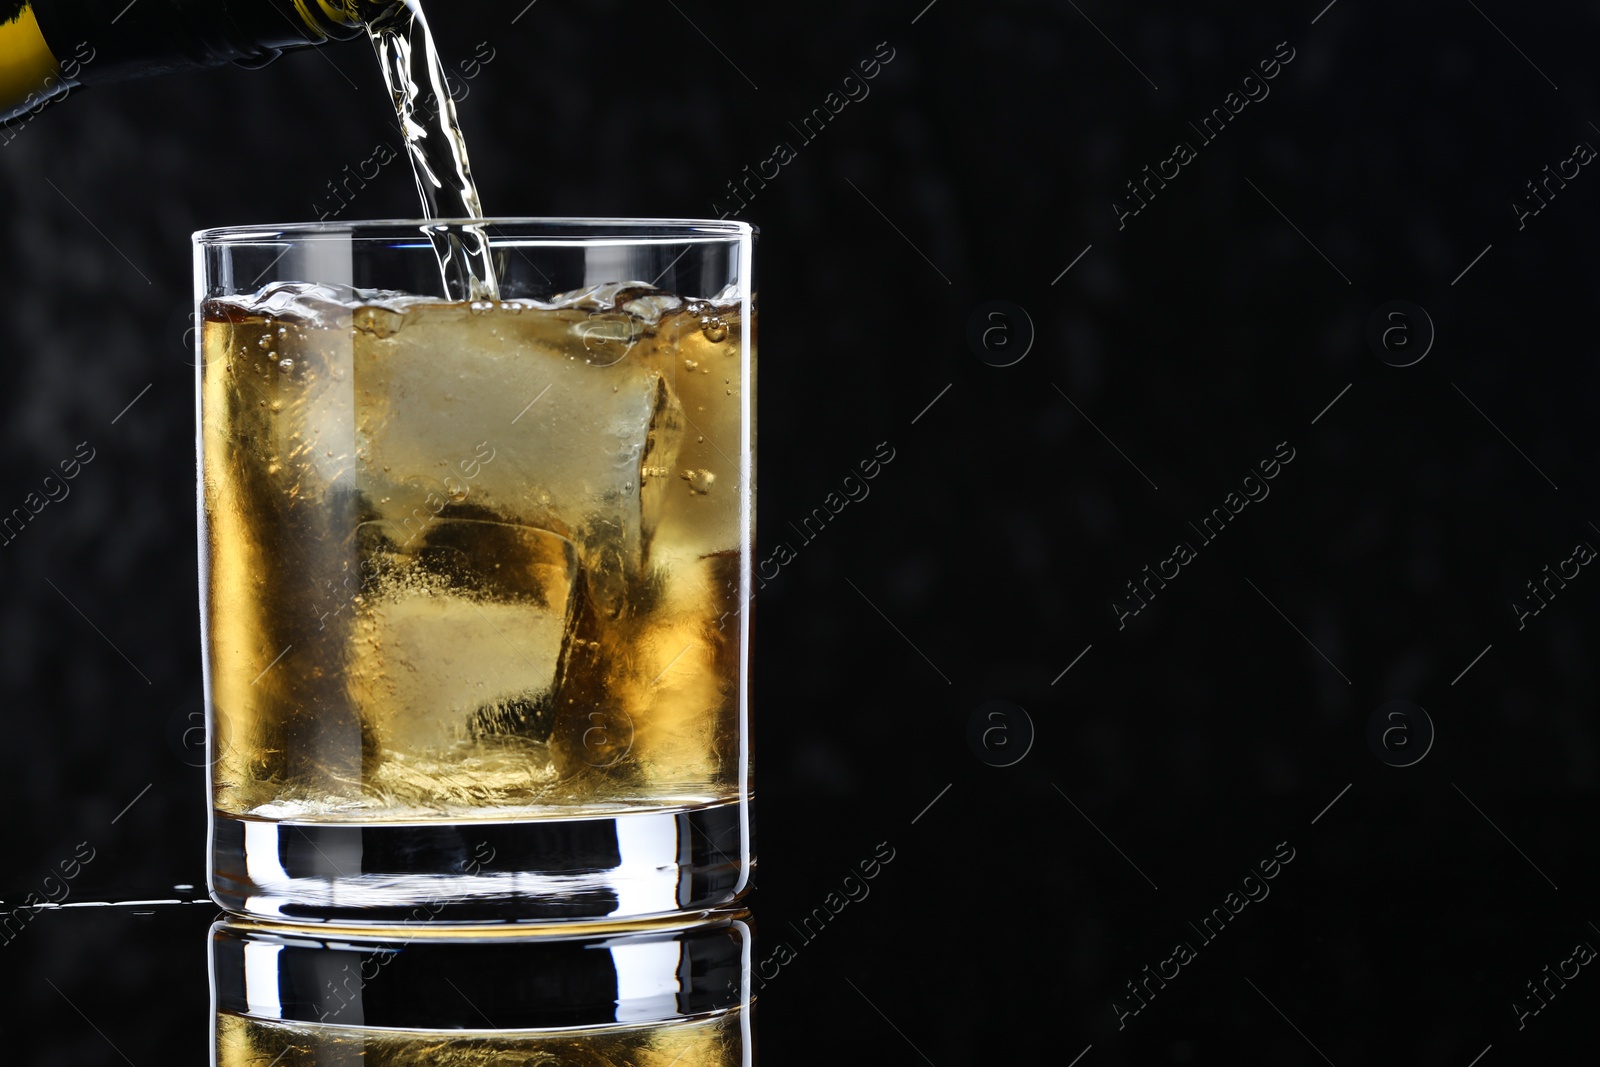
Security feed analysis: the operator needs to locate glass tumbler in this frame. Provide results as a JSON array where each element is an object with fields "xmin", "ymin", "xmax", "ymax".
[{"xmin": 195, "ymin": 219, "xmax": 755, "ymax": 923}]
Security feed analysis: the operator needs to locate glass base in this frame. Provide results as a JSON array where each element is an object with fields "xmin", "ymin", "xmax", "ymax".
[{"xmin": 210, "ymin": 799, "xmax": 750, "ymax": 923}]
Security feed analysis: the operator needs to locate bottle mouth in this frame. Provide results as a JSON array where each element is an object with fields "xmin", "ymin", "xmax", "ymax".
[{"xmin": 293, "ymin": 0, "xmax": 378, "ymax": 39}]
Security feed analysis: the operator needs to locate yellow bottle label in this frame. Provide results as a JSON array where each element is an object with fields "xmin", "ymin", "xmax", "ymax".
[{"xmin": 0, "ymin": 4, "xmax": 60, "ymax": 117}]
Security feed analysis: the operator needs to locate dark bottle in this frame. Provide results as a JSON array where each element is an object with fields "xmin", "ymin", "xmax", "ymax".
[{"xmin": 0, "ymin": 0, "xmax": 396, "ymax": 125}]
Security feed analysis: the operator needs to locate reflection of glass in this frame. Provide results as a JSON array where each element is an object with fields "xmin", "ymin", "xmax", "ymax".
[
  {"xmin": 195, "ymin": 220, "xmax": 755, "ymax": 922},
  {"xmin": 210, "ymin": 910, "xmax": 755, "ymax": 1064}
]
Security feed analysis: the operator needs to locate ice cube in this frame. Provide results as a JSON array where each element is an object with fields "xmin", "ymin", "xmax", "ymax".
[
  {"xmin": 347, "ymin": 519, "xmax": 578, "ymax": 753},
  {"xmin": 353, "ymin": 300, "xmax": 683, "ymax": 617}
]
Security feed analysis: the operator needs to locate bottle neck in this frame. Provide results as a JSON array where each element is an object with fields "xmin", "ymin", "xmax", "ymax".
[
  {"xmin": 30, "ymin": 0, "xmax": 378, "ymax": 86},
  {"xmin": 1, "ymin": 0, "xmax": 402, "ymax": 126}
]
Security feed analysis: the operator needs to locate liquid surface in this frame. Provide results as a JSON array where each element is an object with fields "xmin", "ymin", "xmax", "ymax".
[
  {"xmin": 217, "ymin": 1010, "xmax": 747, "ymax": 1066},
  {"xmin": 201, "ymin": 285, "xmax": 750, "ymax": 820}
]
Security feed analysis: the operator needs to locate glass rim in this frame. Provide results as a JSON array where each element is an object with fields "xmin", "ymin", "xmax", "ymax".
[{"xmin": 193, "ymin": 217, "xmax": 756, "ymax": 244}]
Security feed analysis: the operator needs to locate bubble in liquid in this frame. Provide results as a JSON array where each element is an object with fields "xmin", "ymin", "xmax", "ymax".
[
  {"xmin": 703, "ymin": 322, "xmax": 728, "ymax": 343},
  {"xmin": 278, "ymin": 358, "xmax": 294, "ymax": 371},
  {"xmin": 257, "ymin": 335, "xmax": 272, "ymax": 349},
  {"xmin": 470, "ymin": 300, "xmax": 495, "ymax": 314}
]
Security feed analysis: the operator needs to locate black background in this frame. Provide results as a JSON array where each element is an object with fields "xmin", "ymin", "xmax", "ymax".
[{"xmin": 3, "ymin": 0, "xmax": 1600, "ymax": 1063}]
